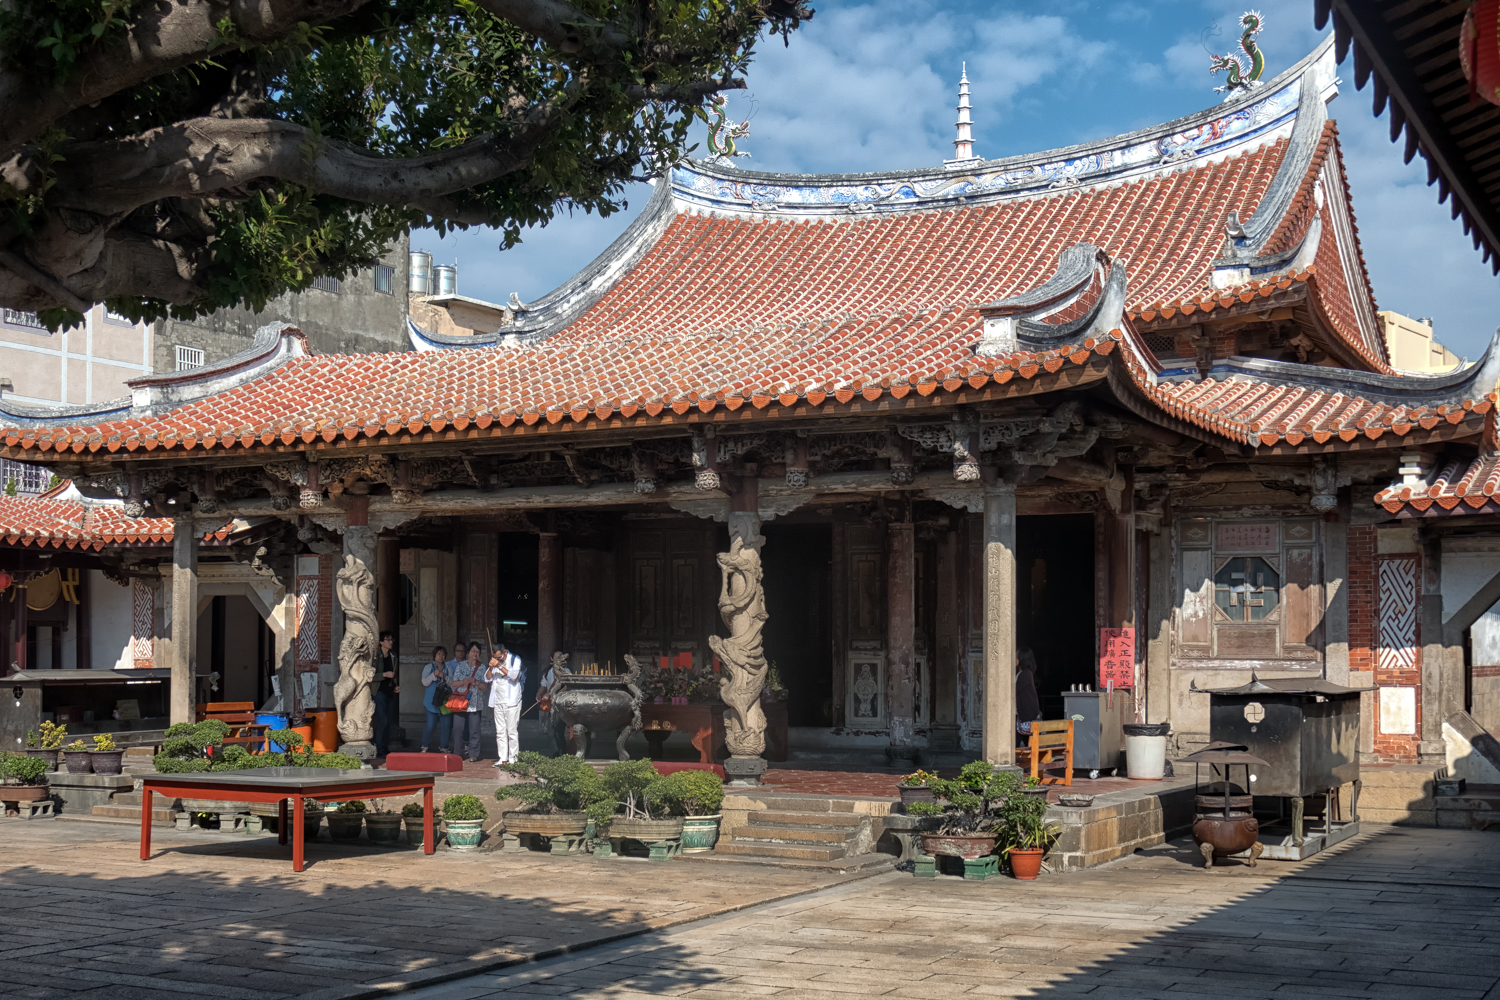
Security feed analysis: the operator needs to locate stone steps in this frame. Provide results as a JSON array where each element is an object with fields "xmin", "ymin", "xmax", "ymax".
[
  {"xmin": 713, "ymin": 840, "xmax": 848, "ymax": 862},
  {"xmin": 717, "ymin": 794, "xmax": 881, "ymax": 863}
]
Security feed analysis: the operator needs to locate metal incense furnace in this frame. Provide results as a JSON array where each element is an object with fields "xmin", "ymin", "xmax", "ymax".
[
  {"xmin": 1195, "ymin": 674, "xmax": 1367, "ymax": 860},
  {"xmin": 1181, "ymin": 742, "xmax": 1267, "ymax": 868}
]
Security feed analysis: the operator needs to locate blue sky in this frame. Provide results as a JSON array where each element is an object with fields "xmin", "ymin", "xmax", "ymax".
[{"xmin": 416, "ymin": 0, "xmax": 1500, "ymax": 360}]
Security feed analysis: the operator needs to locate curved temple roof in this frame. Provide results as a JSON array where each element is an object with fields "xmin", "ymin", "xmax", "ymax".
[{"xmin": 0, "ymin": 39, "xmax": 1493, "ymax": 476}]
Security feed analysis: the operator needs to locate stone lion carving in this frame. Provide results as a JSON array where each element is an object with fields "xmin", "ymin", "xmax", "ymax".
[
  {"xmin": 333, "ymin": 554, "xmax": 377, "ymax": 747},
  {"xmin": 708, "ymin": 536, "xmax": 770, "ymax": 758}
]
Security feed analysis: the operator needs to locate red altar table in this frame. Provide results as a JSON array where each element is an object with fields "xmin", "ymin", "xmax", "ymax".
[
  {"xmin": 139, "ymin": 767, "xmax": 443, "ymax": 872},
  {"xmin": 641, "ymin": 701, "xmax": 787, "ymax": 763}
]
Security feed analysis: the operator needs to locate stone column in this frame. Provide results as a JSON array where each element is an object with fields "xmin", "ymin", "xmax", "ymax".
[
  {"xmin": 887, "ymin": 520, "xmax": 917, "ymax": 762},
  {"xmin": 1143, "ymin": 510, "xmax": 1172, "ymax": 724},
  {"xmin": 1419, "ymin": 536, "xmax": 1446, "ymax": 764},
  {"xmin": 377, "ymin": 534, "xmax": 401, "ymax": 720},
  {"xmin": 713, "ymin": 473, "xmax": 769, "ymax": 786},
  {"xmin": 170, "ymin": 502, "xmax": 198, "ymax": 725},
  {"xmin": 1322, "ymin": 501, "xmax": 1350, "ymax": 685},
  {"xmin": 335, "ymin": 497, "xmax": 378, "ymax": 760},
  {"xmin": 538, "ymin": 531, "xmax": 560, "ymax": 671},
  {"xmin": 830, "ymin": 520, "xmax": 848, "ymax": 727},
  {"xmin": 981, "ymin": 481, "xmax": 1017, "ymax": 767}
]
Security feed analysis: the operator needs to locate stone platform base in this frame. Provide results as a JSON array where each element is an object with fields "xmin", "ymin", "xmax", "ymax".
[{"xmin": 1046, "ymin": 775, "xmax": 1197, "ymax": 871}]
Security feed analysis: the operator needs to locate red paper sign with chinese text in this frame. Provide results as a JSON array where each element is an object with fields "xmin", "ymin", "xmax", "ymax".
[{"xmin": 1099, "ymin": 628, "xmax": 1136, "ymax": 689}]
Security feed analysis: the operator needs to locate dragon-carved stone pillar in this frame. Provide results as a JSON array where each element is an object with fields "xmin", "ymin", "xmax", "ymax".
[
  {"xmin": 334, "ymin": 529, "xmax": 379, "ymax": 760},
  {"xmin": 708, "ymin": 535, "xmax": 771, "ymax": 785}
]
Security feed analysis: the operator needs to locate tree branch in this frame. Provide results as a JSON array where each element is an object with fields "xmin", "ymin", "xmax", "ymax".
[
  {"xmin": 0, "ymin": 249, "xmax": 92, "ymax": 313},
  {"xmin": 48, "ymin": 114, "xmax": 562, "ymax": 216},
  {"xmin": 0, "ymin": 0, "xmax": 375, "ymax": 161},
  {"xmin": 467, "ymin": 0, "xmax": 631, "ymax": 53}
]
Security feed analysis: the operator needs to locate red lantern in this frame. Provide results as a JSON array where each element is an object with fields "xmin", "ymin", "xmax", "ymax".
[{"xmin": 1461, "ymin": 0, "xmax": 1500, "ymax": 107}]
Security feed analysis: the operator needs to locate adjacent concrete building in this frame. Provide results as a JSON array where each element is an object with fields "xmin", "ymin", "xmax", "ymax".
[{"xmin": 1379, "ymin": 310, "xmax": 1464, "ymax": 374}]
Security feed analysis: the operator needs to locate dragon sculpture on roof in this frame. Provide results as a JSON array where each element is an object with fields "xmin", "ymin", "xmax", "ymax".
[
  {"xmin": 706, "ymin": 93, "xmax": 751, "ymax": 160},
  {"xmin": 1210, "ymin": 11, "xmax": 1267, "ymax": 95}
]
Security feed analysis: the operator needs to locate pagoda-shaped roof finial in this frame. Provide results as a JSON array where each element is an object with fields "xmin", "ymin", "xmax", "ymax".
[{"xmin": 944, "ymin": 62, "xmax": 980, "ymax": 170}]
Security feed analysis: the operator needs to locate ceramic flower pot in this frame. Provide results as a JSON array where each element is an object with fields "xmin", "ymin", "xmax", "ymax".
[
  {"xmin": 364, "ymin": 814, "xmax": 403, "ymax": 845},
  {"xmin": 404, "ymin": 816, "xmax": 431, "ymax": 846},
  {"xmin": 920, "ymin": 833, "xmax": 998, "ymax": 860},
  {"xmin": 899, "ymin": 786, "xmax": 936, "ymax": 808},
  {"xmin": 61, "ymin": 750, "xmax": 94, "ymax": 774},
  {"xmin": 1009, "ymin": 847, "xmax": 1045, "ymax": 880},
  {"xmin": 303, "ymin": 814, "xmax": 323, "ymax": 840},
  {"xmin": 609, "ymin": 817, "xmax": 685, "ymax": 843},
  {"xmin": 1, "ymin": 785, "xmax": 50, "ymax": 803},
  {"xmin": 23, "ymin": 748, "xmax": 57, "ymax": 771},
  {"xmin": 502, "ymin": 810, "xmax": 588, "ymax": 838},
  {"xmin": 327, "ymin": 813, "xmax": 364, "ymax": 840},
  {"xmin": 445, "ymin": 818, "xmax": 484, "ymax": 850},
  {"xmin": 680, "ymin": 813, "xmax": 722, "ymax": 853},
  {"xmin": 90, "ymin": 750, "xmax": 125, "ymax": 775}
]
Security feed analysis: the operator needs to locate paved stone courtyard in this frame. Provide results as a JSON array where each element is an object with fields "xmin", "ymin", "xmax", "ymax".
[{"xmin": 2, "ymin": 820, "xmax": 1497, "ymax": 999}]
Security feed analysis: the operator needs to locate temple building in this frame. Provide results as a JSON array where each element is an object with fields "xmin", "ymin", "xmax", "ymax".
[{"xmin": 0, "ymin": 38, "xmax": 1496, "ymax": 786}]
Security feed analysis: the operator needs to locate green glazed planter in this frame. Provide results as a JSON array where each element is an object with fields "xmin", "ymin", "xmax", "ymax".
[
  {"xmin": 445, "ymin": 819, "xmax": 484, "ymax": 850},
  {"xmin": 404, "ymin": 816, "xmax": 431, "ymax": 846},
  {"xmin": 680, "ymin": 814, "xmax": 722, "ymax": 853},
  {"xmin": 365, "ymin": 814, "xmax": 402, "ymax": 844},
  {"xmin": 327, "ymin": 813, "xmax": 365, "ymax": 841}
]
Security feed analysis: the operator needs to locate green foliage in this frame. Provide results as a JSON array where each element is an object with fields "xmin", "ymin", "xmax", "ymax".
[
  {"xmin": 265, "ymin": 728, "xmax": 306, "ymax": 753},
  {"xmin": 154, "ymin": 720, "xmax": 231, "ymax": 773},
  {"xmin": 336, "ymin": 799, "xmax": 367, "ymax": 813},
  {"xmin": 500, "ymin": 751, "xmax": 610, "ymax": 814},
  {"xmin": 899, "ymin": 769, "xmax": 938, "ymax": 788},
  {"xmin": 917, "ymin": 762, "xmax": 1021, "ymax": 836},
  {"xmin": 24, "ymin": 730, "xmax": 35, "ymax": 748},
  {"xmin": 306, "ymin": 752, "xmax": 362, "ymax": 769},
  {"xmin": 0, "ymin": 0, "xmax": 810, "ymax": 327},
  {"xmin": 600, "ymin": 758, "xmax": 659, "ymax": 819},
  {"xmin": 999, "ymin": 790, "xmax": 1060, "ymax": 854},
  {"xmin": 64, "ymin": 739, "xmax": 87, "ymax": 751},
  {"xmin": 652, "ymin": 769, "xmax": 723, "ymax": 816},
  {"xmin": 401, "ymin": 801, "xmax": 428, "ymax": 818},
  {"xmin": 0, "ymin": 751, "xmax": 49, "ymax": 785},
  {"xmin": 36, "ymin": 721, "xmax": 66, "ymax": 749},
  {"xmin": 91, "ymin": 733, "xmax": 116, "ymax": 752},
  {"xmin": 4, "ymin": 478, "xmax": 15, "ymax": 497},
  {"xmin": 443, "ymin": 794, "xmax": 487, "ymax": 821}
]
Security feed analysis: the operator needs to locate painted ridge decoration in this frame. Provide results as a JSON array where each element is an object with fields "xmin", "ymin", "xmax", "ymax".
[
  {"xmin": 1212, "ymin": 11, "xmax": 1268, "ymax": 94},
  {"xmin": 706, "ymin": 94, "xmax": 750, "ymax": 160}
]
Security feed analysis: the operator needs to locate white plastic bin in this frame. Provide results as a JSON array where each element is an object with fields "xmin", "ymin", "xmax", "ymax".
[{"xmin": 1124, "ymin": 734, "xmax": 1167, "ymax": 780}]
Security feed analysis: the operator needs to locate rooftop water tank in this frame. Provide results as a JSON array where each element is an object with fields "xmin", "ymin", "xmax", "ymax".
[
  {"xmin": 434, "ymin": 264, "xmax": 457, "ymax": 296},
  {"xmin": 408, "ymin": 251, "xmax": 432, "ymax": 295}
]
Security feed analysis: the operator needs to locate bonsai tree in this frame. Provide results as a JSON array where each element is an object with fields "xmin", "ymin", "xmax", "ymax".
[
  {"xmin": 443, "ymin": 795, "xmax": 489, "ymax": 822},
  {"xmin": 92, "ymin": 734, "xmax": 116, "ymax": 752},
  {"xmin": 500, "ymin": 752, "xmax": 609, "ymax": 815},
  {"xmin": 601, "ymin": 759, "xmax": 661, "ymax": 820},
  {"xmin": 152, "ymin": 720, "xmax": 231, "ymax": 773},
  {"xmin": 906, "ymin": 761, "xmax": 1021, "ymax": 835},
  {"xmin": 0, "ymin": 752, "xmax": 49, "ymax": 786},
  {"xmin": 650, "ymin": 770, "xmax": 724, "ymax": 817},
  {"xmin": 336, "ymin": 800, "xmax": 367, "ymax": 814}
]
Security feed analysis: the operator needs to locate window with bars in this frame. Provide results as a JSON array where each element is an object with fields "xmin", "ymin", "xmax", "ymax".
[
  {"xmin": 310, "ymin": 275, "xmax": 342, "ymax": 293},
  {"xmin": 373, "ymin": 265, "xmax": 395, "ymax": 294},
  {"xmin": 3, "ymin": 308, "xmax": 44, "ymax": 329},
  {"xmin": 175, "ymin": 345, "xmax": 205, "ymax": 370},
  {"xmin": 0, "ymin": 459, "xmax": 53, "ymax": 495}
]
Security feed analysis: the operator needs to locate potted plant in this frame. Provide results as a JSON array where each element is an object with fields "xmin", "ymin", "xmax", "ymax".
[
  {"xmin": 61, "ymin": 738, "xmax": 94, "ymax": 774},
  {"xmin": 89, "ymin": 733, "xmax": 125, "ymax": 775},
  {"xmin": 24, "ymin": 721, "xmax": 66, "ymax": 770},
  {"xmin": 303, "ymin": 798, "xmax": 325, "ymax": 840},
  {"xmin": 327, "ymin": 799, "xmax": 366, "ymax": 840},
  {"xmin": 442, "ymin": 794, "xmax": 487, "ymax": 850},
  {"xmin": 0, "ymin": 751, "xmax": 51, "ymax": 813},
  {"xmin": 669, "ymin": 770, "xmax": 725, "ymax": 853},
  {"xmin": 498, "ymin": 752, "xmax": 606, "ymax": 846},
  {"xmin": 364, "ymin": 801, "xmax": 403, "ymax": 845},
  {"xmin": 898, "ymin": 769, "xmax": 939, "ymax": 808},
  {"xmin": 907, "ymin": 761, "xmax": 1020, "ymax": 868},
  {"xmin": 402, "ymin": 801, "xmax": 436, "ymax": 846},
  {"xmin": 1000, "ymin": 783, "xmax": 1060, "ymax": 880},
  {"xmin": 152, "ymin": 720, "xmax": 231, "ymax": 773},
  {"xmin": 601, "ymin": 760, "xmax": 685, "ymax": 851}
]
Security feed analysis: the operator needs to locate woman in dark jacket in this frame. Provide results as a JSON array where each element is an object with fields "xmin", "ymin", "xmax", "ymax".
[{"xmin": 1015, "ymin": 646, "xmax": 1042, "ymax": 747}]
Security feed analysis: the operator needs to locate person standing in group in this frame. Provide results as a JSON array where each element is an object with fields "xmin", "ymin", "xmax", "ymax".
[
  {"xmin": 373, "ymin": 630, "xmax": 400, "ymax": 757},
  {"xmin": 537, "ymin": 657, "xmax": 563, "ymax": 755},
  {"xmin": 487, "ymin": 644, "xmax": 524, "ymax": 766},
  {"xmin": 421, "ymin": 646, "xmax": 452, "ymax": 753},
  {"xmin": 449, "ymin": 642, "xmax": 488, "ymax": 762}
]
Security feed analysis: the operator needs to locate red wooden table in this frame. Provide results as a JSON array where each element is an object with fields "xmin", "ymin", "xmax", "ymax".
[{"xmin": 140, "ymin": 767, "xmax": 443, "ymax": 872}]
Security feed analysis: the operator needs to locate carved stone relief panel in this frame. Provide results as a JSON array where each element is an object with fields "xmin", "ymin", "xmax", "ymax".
[{"xmin": 847, "ymin": 652, "xmax": 885, "ymax": 728}]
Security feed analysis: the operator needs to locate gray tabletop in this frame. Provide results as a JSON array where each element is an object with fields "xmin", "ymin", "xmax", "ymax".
[{"xmin": 143, "ymin": 767, "xmax": 444, "ymax": 789}]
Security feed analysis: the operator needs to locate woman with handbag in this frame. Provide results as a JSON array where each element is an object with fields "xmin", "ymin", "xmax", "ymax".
[
  {"xmin": 449, "ymin": 642, "xmax": 487, "ymax": 762},
  {"xmin": 421, "ymin": 646, "xmax": 452, "ymax": 753}
]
